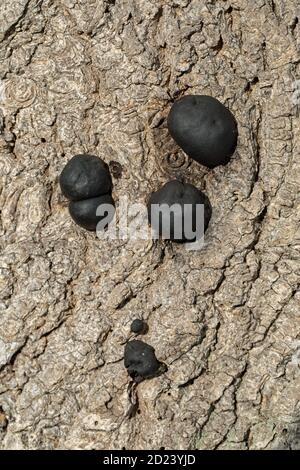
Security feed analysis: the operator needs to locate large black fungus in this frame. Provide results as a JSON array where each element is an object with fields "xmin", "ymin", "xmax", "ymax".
[
  {"xmin": 60, "ymin": 154, "xmax": 112, "ymax": 201},
  {"xmin": 124, "ymin": 340, "xmax": 161, "ymax": 381},
  {"xmin": 147, "ymin": 180, "xmax": 211, "ymax": 242},
  {"xmin": 130, "ymin": 318, "xmax": 147, "ymax": 334},
  {"xmin": 69, "ymin": 194, "xmax": 115, "ymax": 231},
  {"xmin": 167, "ymin": 95, "xmax": 238, "ymax": 168}
]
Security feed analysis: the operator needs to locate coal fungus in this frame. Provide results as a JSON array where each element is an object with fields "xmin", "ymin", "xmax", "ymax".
[
  {"xmin": 167, "ymin": 95, "xmax": 238, "ymax": 168},
  {"xmin": 69, "ymin": 194, "xmax": 115, "ymax": 231},
  {"xmin": 147, "ymin": 180, "xmax": 211, "ymax": 242},
  {"xmin": 124, "ymin": 340, "xmax": 160, "ymax": 381},
  {"xmin": 60, "ymin": 154, "xmax": 112, "ymax": 201},
  {"xmin": 130, "ymin": 319, "xmax": 147, "ymax": 334}
]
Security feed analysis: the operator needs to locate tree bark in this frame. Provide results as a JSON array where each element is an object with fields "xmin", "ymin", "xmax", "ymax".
[{"xmin": 0, "ymin": 0, "xmax": 299, "ymax": 450}]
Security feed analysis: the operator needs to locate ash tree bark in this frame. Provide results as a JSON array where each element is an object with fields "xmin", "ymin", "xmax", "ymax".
[{"xmin": 0, "ymin": 0, "xmax": 299, "ymax": 450}]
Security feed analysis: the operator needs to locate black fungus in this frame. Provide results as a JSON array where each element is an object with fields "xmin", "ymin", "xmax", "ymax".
[
  {"xmin": 69, "ymin": 194, "xmax": 115, "ymax": 231},
  {"xmin": 147, "ymin": 180, "xmax": 211, "ymax": 242},
  {"xmin": 60, "ymin": 154, "xmax": 112, "ymax": 201},
  {"xmin": 167, "ymin": 95, "xmax": 238, "ymax": 168},
  {"xmin": 124, "ymin": 340, "xmax": 160, "ymax": 381},
  {"xmin": 130, "ymin": 319, "xmax": 147, "ymax": 334}
]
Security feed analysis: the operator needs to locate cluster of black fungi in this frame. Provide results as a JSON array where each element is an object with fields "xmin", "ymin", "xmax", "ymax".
[
  {"xmin": 60, "ymin": 154, "xmax": 114, "ymax": 231},
  {"xmin": 59, "ymin": 95, "xmax": 238, "ymax": 381}
]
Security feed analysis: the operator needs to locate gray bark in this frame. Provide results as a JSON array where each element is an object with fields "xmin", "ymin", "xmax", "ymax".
[{"xmin": 0, "ymin": 0, "xmax": 299, "ymax": 450}]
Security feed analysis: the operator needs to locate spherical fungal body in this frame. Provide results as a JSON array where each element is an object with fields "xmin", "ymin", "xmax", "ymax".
[
  {"xmin": 124, "ymin": 340, "xmax": 160, "ymax": 381},
  {"xmin": 130, "ymin": 319, "xmax": 147, "ymax": 334},
  {"xmin": 60, "ymin": 154, "xmax": 112, "ymax": 201},
  {"xmin": 147, "ymin": 180, "xmax": 211, "ymax": 242},
  {"xmin": 69, "ymin": 194, "xmax": 115, "ymax": 231},
  {"xmin": 60, "ymin": 154, "xmax": 114, "ymax": 231},
  {"xmin": 168, "ymin": 95, "xmax": 238, "ymax": 168}
]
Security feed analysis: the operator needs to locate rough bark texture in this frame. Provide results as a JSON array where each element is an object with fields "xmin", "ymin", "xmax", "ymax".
[{"xmin": 0, "ymin": 0, "xmax": 299, "ymax": 450}]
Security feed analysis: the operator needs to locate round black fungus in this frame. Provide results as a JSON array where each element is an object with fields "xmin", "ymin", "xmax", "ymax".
[
  {"xmin": 147, "ymin": 180, "xmax": 211, "ymax": 243},
  {"xmin": 60, "ymin": 154, "xmax": 112, "ymax": 201},
  {"xmin": 130, "ymin": 319, "xmax": 146, "ymax": 334},
  {"xmin": 69, "ymin": 194, "xmax": 115, "ymax": 231},
  {"xmin": 167, "ymin": 95, "xmax": 238, "ymax": 168},
  {"xmin": 124, "ymin": 340, "xmax": 160, "ymax": 381}
]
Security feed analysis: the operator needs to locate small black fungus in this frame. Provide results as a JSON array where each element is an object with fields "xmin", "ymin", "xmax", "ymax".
[
  {"xmin": 130, "ymin": 318, "xmax": 147, "ymax": 334},
  {"xmin": 60, "ymin": 154, "xmax": 112, "ymax": 201},
  {"xmin": 69, "ymin": 194, "xmax": 115, "ymax": 231},
  {"xmin": 147, "ymin": 180, "xmax": 211, "ymax": 243},
  {"xmin": 167, "ymin": 95, "xmax": 238, "ymax": 168},
  {"xmin": 124, "ymin": 340, "xmax": 161, "ymax": 381}
]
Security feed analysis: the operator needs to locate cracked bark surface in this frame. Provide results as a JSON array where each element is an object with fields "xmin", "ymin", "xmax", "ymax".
[{"xmin": 0, "ymin": 0, "xmax": 299, "ymax": 450}]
